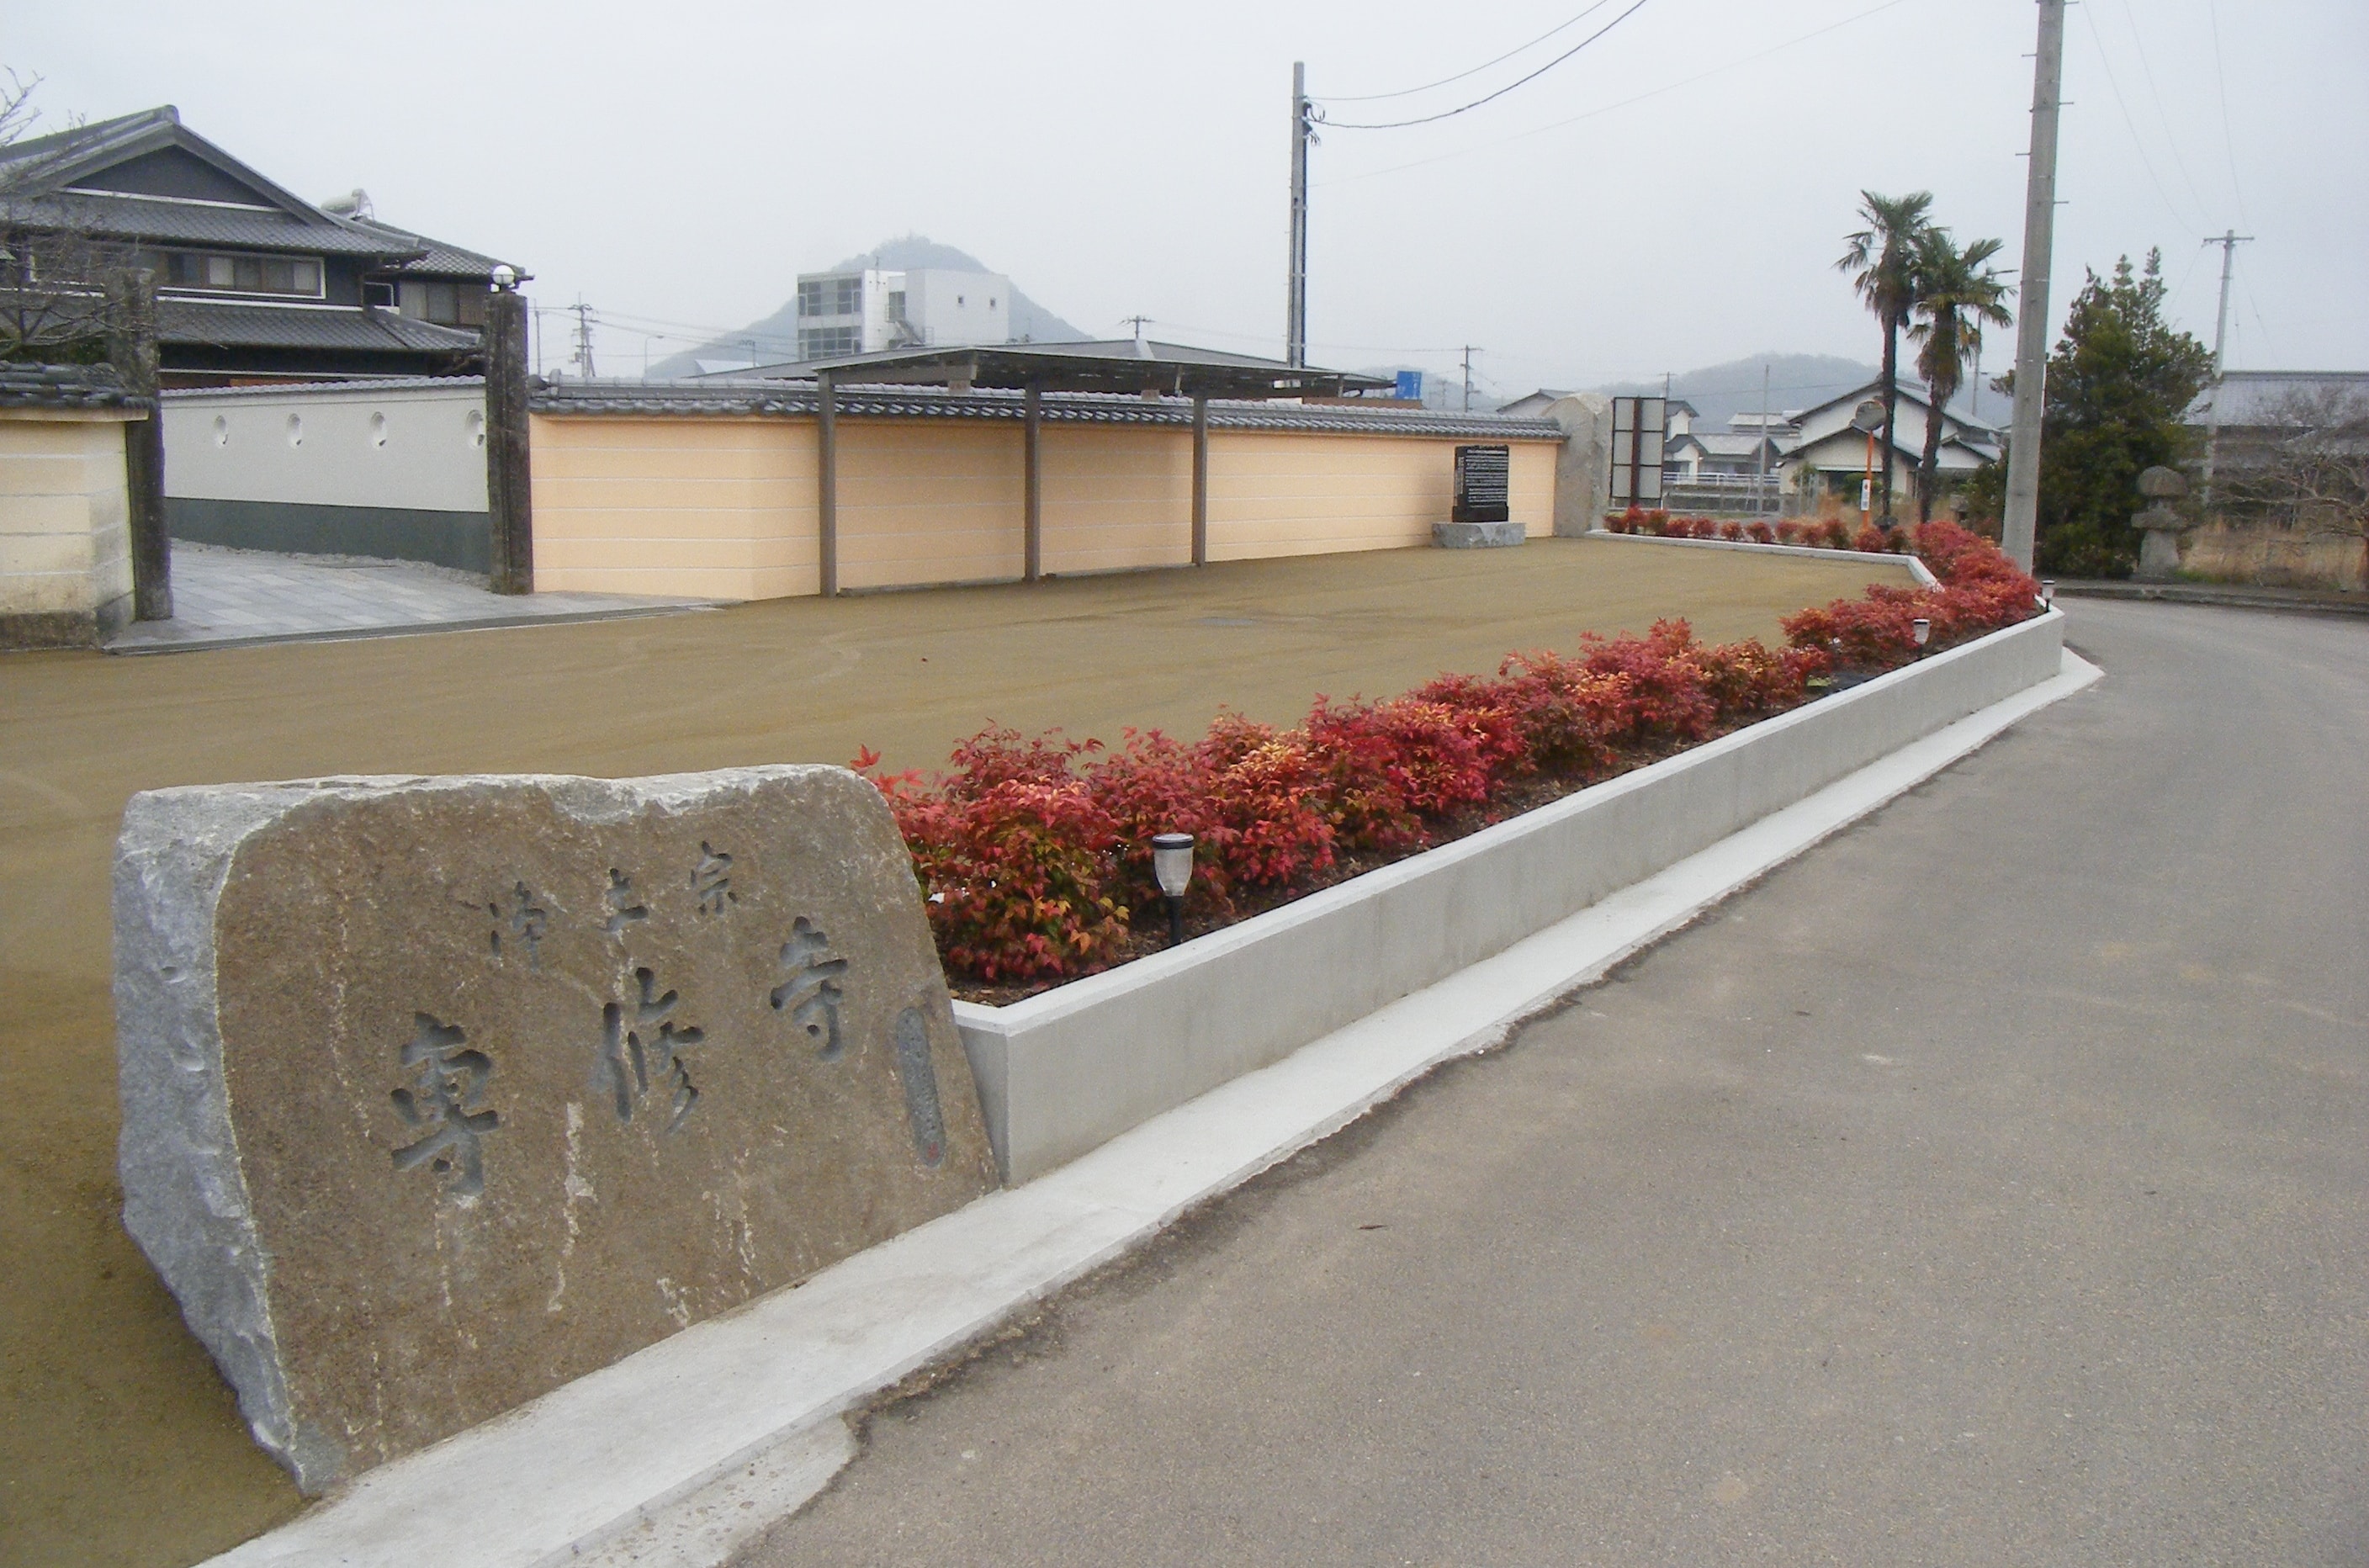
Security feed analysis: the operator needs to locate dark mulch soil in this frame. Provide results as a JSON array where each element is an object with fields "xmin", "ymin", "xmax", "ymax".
[{"xmin": 945, "ymin": 665, "xmax": 1900, "ymax": 1007}]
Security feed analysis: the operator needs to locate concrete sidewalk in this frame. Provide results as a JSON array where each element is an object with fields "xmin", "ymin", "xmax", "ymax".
[{"xmin": 105, "ymin": 543, "xmax": 718, "ymax": 653}]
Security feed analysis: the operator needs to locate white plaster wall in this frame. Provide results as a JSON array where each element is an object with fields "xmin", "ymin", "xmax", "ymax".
[
  {"xmin": 904, "ymin": 270, "xmax": 1010, "ymax": 347},
  {"xmin": 162, "ymin": 382, "xmax": 488, "ymax": 512},
  {"xmin": 0, "ymin": 413, "xmax": 135, "ymax": 618}
]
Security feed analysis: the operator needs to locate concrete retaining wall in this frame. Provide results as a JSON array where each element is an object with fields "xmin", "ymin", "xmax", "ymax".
[{"xmin": 957, "ymin": 609, "xmax": 2065, "ymax": 1183}]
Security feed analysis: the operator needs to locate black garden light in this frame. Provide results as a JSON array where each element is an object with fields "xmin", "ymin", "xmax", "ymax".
[
  {"xmin": 1150, "ymin": 832, "xmax": 1195, "ymax": 947},
  {"xmin": 2039, "ymin": 578, "xmax": 2056, "ymax": 612}
]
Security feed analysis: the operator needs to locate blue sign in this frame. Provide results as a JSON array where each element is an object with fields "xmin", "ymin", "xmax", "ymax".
[{"xmin": 1394, "ymin": 370, "xmax": 1424, "ymax": 401}]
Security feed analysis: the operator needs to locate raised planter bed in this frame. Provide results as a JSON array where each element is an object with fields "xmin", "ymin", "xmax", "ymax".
[{"xmin": 957, "ymin": 608, "xmax": 2065, "ymax": 1183}]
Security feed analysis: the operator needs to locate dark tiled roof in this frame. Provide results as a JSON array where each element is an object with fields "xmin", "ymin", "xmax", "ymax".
[
  {"xmin": 534, "ymin": 379, "xmax": 1563, "ymax": 439},
  {"xmin": 2186, "ymin": 370, "xmax": 2369, "ymax": 427},
  {"xmin": 346, "ymin": 217, "xmax": 517, "ymax": 278},
  {"xmin": 0, "ymin": 190, "xmax": 406, "ymax": 254},
  {"xmin": 0, "ymin": 363, "xmax": 151, "ymax": 411},
  {"xmin": 157, "ymin": 299, "xmax": 481, "ymax": 353}
]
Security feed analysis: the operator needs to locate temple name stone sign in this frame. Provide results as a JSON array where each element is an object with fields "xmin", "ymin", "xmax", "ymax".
[{"xmin": 114, "ymin": 766, "xmax": 996, "ymax": 1494}]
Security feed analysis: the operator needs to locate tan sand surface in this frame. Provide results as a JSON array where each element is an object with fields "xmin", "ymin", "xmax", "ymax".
[{"xmin": 0, "ymin": 537, "xmax": 1911, "ymax": 1566}]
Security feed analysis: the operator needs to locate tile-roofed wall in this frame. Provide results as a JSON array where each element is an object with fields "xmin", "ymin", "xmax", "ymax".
[
  {"xmin": 0, "ymin": 363, "xmax": 153, "ymax": 412},
  {"xmin": 533, "ymin": 380, "xmax": 1565, "ymax": 441}
]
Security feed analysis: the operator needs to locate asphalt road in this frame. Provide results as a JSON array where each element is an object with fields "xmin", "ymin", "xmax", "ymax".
[{"xmin": 743, "ymin": 600, "xmax": 2369, "ymax": 1567}]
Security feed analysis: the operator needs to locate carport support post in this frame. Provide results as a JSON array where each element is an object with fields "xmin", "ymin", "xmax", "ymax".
[
  {"xmin": 484, "ymin": 284, "xmax": 534, "ymax": 595},
  {"xmin": 1023, "ymin": 383, "xmax": 1042, "ymax": 583},
  {"xmin": 105, "ymin": 268, "xmax": 171, "ymax": 621},
  {"xmin": 817, "ymin": 370, "xmax": 839, "ymax": 596},
  {"xmin": 1191, "ymin": 394, "xmax": 1209, "ymax": 566}
]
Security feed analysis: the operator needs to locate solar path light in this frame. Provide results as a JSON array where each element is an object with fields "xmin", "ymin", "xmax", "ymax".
[
  {"xmin": 1912, "ymin": 617, "xmax": 1932, "ymax": 654},
  {"xmin": 1151, "ymin": 833, "xmax": 1195, "ymax": 947},
  {"xmin": 2040, "ymin": 579, "xmax": 2056, "ymax": 612}
]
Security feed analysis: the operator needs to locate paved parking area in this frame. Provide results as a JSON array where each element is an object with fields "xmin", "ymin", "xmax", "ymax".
[{"xmin": 105, "ymin": 542, "xmax": 714, "ymax": 653}]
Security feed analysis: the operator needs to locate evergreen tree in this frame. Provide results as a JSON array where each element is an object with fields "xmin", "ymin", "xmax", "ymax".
[{"xmin": 2031, "ymin": 252, "xmax": 2212, "ymax": 577}]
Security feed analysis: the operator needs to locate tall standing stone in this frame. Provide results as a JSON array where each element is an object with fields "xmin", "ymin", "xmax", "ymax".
[
  {"xmin": 1548, "ymin": 393, "xmax": 1612, "ymax": 537},
  {"xmin": 114, "ymin": 766, "xmax": 995, "ymax": 1493}
]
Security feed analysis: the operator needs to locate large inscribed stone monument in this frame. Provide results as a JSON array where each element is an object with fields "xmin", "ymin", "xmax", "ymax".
[{"xmin": 114, "ymin": 767, "xmax": 996, "ymax": 1493}]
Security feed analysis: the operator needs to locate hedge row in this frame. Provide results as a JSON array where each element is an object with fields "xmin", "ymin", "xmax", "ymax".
[
  {"xmin": 860, "ymin": 522, "xmax": 2040, "ymax": 986},
  {"xmin": 1603, "ymin": 505, "xmax": 1920, "ymax": 555}
]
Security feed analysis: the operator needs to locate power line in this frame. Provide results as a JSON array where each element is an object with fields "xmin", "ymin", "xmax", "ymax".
[
  {"xmin": 1321, "ymin": 2, "xmax": 1616, "ymax": 103},
  {"xmin": 2112, "ymin": 0, "xmax": 2214, "ymax": 226},
  {"xmin": 2075, "ymin": 1, "xmax": 2202, "ymax": 232},
  {"xmin": 1314, "ymin": 0, "xmax": 1913, "ymax": 188},
  {"xmin": 1317, "ymin": 0, "xmax": 1653, "ymax": 130},
  {"xmin": 2205, "ymin": 0, "xmax": 2250, "ymax": 227}
]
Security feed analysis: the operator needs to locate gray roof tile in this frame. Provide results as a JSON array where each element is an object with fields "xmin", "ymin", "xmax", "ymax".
[
  {"xmin": 157, "ymin": 299, "xmax": 481, "ymax": 352},
  {"xmin": 0, "ymin": 362, "xmax": 151, "ymax": 411}
]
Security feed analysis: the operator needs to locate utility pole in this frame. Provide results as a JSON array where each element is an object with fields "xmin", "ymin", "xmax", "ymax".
[
  {"xmin": 1121, "ymin": 314, "xmax": 1152, "ymax": 347},
  {"xmin": 1286, "ymin": 61, "xmax": 1312, "ymax": 368},
  {"xmin": 2199, "ymin": 229, "xmax": 2254, "ymax": 509},
  {"xmin": 570, "ymin": 299, "xmax": 597, "ymax": 380},
  {"xmin": 1461, "ymin": 346, "xmax": 1479, "ymax": 412},
  {"xmin": 1756, "ymin": 363, "xmax": 1771, "ymax": 511},
  {"xmin": 2001, "ymin": 0, "xmax": 2066, "ymax": 574}
]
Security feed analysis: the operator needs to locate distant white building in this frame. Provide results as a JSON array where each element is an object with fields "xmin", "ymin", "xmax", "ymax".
[{"xmin": 793, "ymin": 266, "xmax": 1012, "ymax": 359}]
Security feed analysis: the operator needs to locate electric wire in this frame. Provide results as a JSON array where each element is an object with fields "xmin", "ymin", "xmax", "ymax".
[
  {"xmin": 2075, "ymin": 1, "xmax": 2202, "ymax": 232},
  {"xmin": 1314, "ymin": 0, "xmax": 1912, "ymax": 188},
  {"xmin": 2204, "ymin": 0, "xmax": 2251, "ymax": 227},
  {"xmin": 1317, "ymin": 0, "xmax": 1654, "ymax": 130},
  {"xmin": 1319, "ymin": 2, "xmax": 1617, "ymax": 103},
  {"xmin": 2112, "ymin": 0, "xmax": 2215, "ymax": 228}
]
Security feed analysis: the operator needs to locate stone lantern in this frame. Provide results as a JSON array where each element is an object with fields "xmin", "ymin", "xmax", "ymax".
[{"xmin": 2133, "ymin": 465, "xmax": 2188, "ymax": 582}]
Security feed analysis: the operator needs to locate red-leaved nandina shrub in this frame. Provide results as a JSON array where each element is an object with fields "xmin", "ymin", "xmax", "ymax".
[
  {"xmin": 863, "ymin": 524, "xmax": 2040, "ymax": 985},
  {"xmin": 1718, "ymin": 520, "xmax": 1745, "ymax": 542},
  {"xmin": 1853, "ymin": 523, "xmax": 1890, "ymax": 553},
  {"xmin": 1492, "ymin": 651, "xmax": 1627, "ymax": 776},
  {"xmin": 882, "ymin": 775, "xmax": 1128, "ymax": 983},
  {"xmin": 1816, "ymin": 518, "xmax": 1852, "ymax": 549},
  {"xmin": 1746, "ymin": 521, "xmax": 1777, "ymax": 544},
  {"xmin": 1200, "ymin": 723, "xmax": 1338, "ymax": 891}
]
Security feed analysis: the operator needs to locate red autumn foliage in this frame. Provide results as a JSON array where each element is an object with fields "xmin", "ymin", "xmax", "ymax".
[{"xmin": 861, "ymin": 523, "xmax": 2039, "ymax": 986}]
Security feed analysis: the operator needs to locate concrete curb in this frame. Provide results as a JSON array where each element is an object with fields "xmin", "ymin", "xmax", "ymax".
[
  {"xmin": 2055, "ymin": 580, "xmax": 2369, "ymax": 617},
  {"xmin": 202, "ymin": 645, "xmax": 2100, "ymax": 1568},
  {"xmin": 1582, "ymin": 527, "xmax": 1942, "ymax": 586},
  {"xmin": 105, "ymin": 601, "xmax": 723, "ymax": 655}
]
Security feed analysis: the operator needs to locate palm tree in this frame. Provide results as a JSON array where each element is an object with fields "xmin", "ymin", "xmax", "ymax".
[
  {"xmin": 1908, "ymin": 230, "xmax": 2014, "ymax": 523},
  {"xmin": 1836, "ymin": 190, "xmax": 1935, "ymax": 523}
]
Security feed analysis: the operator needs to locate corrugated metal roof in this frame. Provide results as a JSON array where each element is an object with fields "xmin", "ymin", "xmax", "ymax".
[
  {"xmin": 157, "ymin": 299, "xmax": 482, "ymax": 352},
  {"xmin": 533, "ymin": 379, "xmax": 1563, "ymax": 438},
  {"xmin": 0, "ymin": 363, "xmax": 151, "ymax": 411},
  {"xmin": 2186, "ymin": 370, "xmax": 2369, "ymax": 427}
]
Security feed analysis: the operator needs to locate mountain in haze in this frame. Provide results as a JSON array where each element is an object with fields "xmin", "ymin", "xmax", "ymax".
[{"xmin": 645, "ymin": 236, "xmax": 1084, "ymax": 378}]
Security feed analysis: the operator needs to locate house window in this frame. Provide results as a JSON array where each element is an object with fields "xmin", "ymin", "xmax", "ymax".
[
  {"xmin": 161, "ymin": 250, "xmax": 322, "ymax": 297},
  {"xmin": 362, "ymin": 280, "xmax": 397, "ymax": 308},
  {"xmin": 393, "ymin": 279, "xmax": 490, "ymax": 327}
]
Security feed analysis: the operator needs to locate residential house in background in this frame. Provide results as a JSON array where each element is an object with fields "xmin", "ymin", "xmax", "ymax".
[
  {"xmin": 0, "ymin": 107, "xmax": 521, "ymax": 386},
  {"xmin": 1778, "ymin": 382, "xmax": 2000, "ymax": 509},
  {"xmin": 2185, "ymin": 369, "xmax": 2369, "ymax": 475},
  {"xmin": 792, "ymin": 265, "xmax": 1012, "ymax": 360}
]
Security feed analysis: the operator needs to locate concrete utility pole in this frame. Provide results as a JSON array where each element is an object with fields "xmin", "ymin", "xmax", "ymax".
[
  {"xmin": 570, "ymin": 300, "xmax": 597, "ymax": 380},
  {"xmin": 1287, "ymin": 61, "xmax": 1311, "ymax": 368},
  {"xmin": 2198, "ymin": 229, "xmax": 2253, "ymax": 509},
  {"xmin": 1462, "ymin": 346, "xmax": 1479, "ymax": 412},
  {"xmin": 2001, "ymin": 0, "xmax": 2066, "ymax": 573},
  {"xmin": 1757, "ymin": 363, "xmax": 1771, "ymax": 510}
]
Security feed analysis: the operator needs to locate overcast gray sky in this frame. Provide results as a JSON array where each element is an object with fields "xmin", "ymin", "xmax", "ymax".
[{"xmin": 14, "ymin": 0, "xmax": 2362, "ymax": 398}]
